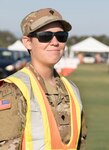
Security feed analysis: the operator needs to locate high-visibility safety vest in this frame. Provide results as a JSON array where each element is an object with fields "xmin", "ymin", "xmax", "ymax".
[{"xmin": 3, "ymin": 67, "xmax": 82, "ymax": 150}]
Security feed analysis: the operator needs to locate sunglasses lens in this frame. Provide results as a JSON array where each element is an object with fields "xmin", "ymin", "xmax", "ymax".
[
  {"xmin": 55, "ymin": 31, "xmax": 68, "ymax": 42},
  {"xmin": 29, "ymin": 31, "xmax": 68, "ymax": 43},
  {"xmin": 37, "ymin": 32, "xmax": 53, "ymax": 42}
]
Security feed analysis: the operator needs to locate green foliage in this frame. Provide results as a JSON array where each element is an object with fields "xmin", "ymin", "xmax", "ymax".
[
  {"xmin": 67, "ymin": 64, "xmax": 109, "ymax": 150},
  {"xmin": 67, "ymin": 35, "xmax": 109, "ymax": 48},
  {"xmin": 93, "ymin": 35, "xmax": 109, "ymax": 46},
  {"xmin": 0, "ymin": 30, "xmax": 17, "ymax": 48}
]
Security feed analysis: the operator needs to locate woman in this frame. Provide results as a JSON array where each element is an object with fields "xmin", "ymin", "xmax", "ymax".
[{"xmin": 0, "ymin": 8, "xmax": 87, "ymax": 150}]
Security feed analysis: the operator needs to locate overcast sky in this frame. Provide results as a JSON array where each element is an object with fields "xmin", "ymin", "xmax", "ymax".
[{"xmin": 0, "ymin": 0, "xmax": 109, "ymax": 38}]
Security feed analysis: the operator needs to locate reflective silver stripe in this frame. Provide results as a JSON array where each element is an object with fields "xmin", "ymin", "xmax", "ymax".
[
  {"xmin": 69, "ymin": 81, "xmax": 83, "ymax": 112},
  {"xmin": 11, "ymin": 70, "xmax": 45, "ymax": 150},
  {"xmin": 12, "ymin": 71, "xmax": 31, "ymax": 97}
]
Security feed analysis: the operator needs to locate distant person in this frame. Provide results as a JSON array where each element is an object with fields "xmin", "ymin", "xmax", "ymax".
[{"xmin": 0, "ymin": 8, "xmax": 87, "ymax": 149}]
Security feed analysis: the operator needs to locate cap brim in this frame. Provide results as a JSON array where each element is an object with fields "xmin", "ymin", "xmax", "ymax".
[{"xmin": 30, "ymin": 19, "xmax": 72, "ymax": 34}]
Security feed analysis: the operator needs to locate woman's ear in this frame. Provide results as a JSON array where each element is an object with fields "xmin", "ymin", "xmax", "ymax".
[{"xmin": 22, "ymin": 36, "xmax": 32, "ymax": 50}]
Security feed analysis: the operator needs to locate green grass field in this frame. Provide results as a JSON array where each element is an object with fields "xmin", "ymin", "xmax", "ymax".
[{"xmin": 67, "ymin": 63, "xmax": 109, "ymax": 150}]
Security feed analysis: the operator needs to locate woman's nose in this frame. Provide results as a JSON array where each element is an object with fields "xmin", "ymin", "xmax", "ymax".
[{"xmin": 50, "ymin": 36, "xmax": 59, "ymax": 45}]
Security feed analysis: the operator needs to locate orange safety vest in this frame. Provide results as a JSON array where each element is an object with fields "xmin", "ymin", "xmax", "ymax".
[{"xmin": 3, "ymin": 67, "xmax": 81, "ymax": 150}]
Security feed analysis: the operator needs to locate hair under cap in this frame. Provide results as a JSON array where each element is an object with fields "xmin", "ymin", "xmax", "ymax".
[{"xmin": 21, "ymin": 8, "xmax": 72, "ymax": 36}]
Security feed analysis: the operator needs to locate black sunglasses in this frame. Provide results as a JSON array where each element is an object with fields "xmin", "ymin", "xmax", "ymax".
[{"xmin": 28, "ymin": 31, "xmax": 68, "ymax": 43}]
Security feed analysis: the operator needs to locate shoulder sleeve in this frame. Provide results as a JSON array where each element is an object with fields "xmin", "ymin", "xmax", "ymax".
[
  {"xmin": 78, "ymin": 110, "xmax": 87, "ymax": 150},
  {"xmin": 0, "ymin": 81, "xmax": 27, "ymax": 149}
]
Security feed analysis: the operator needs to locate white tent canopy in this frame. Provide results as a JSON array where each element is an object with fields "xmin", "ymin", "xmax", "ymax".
[
  {"xmin": 8, "ymin": 40, "xmax": 27, "ymax": 51},
  {"xmin": 70, "ymin": 37, "xmax": 109, "ymax": 53}
]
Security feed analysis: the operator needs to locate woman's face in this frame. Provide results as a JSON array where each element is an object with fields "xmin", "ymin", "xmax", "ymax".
[{"xmin": 23, "ymin": 22, "xmax": 67, "ymax": 67}]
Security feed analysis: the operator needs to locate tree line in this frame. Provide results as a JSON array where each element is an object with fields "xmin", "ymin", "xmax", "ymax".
[{"xmin": 0, "ymin": 30, "xmax": 109, "ymax": 49}]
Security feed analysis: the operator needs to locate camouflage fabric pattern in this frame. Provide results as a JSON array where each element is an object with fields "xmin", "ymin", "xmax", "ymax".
[
  {"xmin": 0, "ymin": 82, "xmax": 27, "ymax": 150},
  {"xmin": 21, "ymin": 8, "xmax": 72, "ymax": 36}
]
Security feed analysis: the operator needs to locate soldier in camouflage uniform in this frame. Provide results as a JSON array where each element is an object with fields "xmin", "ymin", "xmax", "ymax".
[{"xmin": 0, "ymin": 8, "xmax": 87, "ymax": 150}]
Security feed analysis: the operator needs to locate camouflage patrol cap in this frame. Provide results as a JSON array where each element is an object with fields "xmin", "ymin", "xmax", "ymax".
[{"xmin": 21, "ymin": 8, "xmax": 72, "ymax": 36}]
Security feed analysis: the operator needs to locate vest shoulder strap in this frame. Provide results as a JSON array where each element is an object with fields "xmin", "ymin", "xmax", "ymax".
[{"xmin": 61, "ymin": 77, "xmax": 83, "ymax": 112}]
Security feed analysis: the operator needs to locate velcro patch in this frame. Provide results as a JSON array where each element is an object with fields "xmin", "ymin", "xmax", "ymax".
[{"xmin": 0, "ymin": 99, "xmax": 11, "ymax": 110}]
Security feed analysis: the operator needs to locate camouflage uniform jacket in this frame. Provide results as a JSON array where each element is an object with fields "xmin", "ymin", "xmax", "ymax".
[{"xmin": 0, "ymin": 63, "xmax": 87, "ymax": 150}]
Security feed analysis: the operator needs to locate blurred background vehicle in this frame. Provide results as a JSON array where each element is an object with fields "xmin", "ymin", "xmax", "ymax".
[
  {"xmin": 83, "ymin": 53, "xmax": 95, "ymax": 63},
  {"xmin": 0, "ymin": 48, "xmax": 30, "ymax": 79}
]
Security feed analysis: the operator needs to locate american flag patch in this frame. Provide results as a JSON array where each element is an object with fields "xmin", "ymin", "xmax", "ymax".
[{"xmin": 0, "ymin": 100, "xmax": 11, "ymax": 110}]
